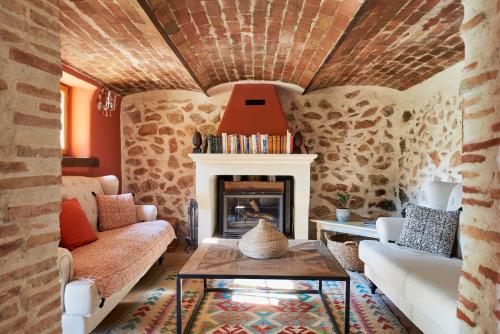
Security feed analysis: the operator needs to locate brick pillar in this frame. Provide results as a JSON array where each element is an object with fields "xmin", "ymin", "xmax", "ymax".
[
  {"xmin": 458, "ymin": 0, "xmax": 499, "ymax": 332},
  {"xmin": 0, "ymin": 1, "xmax": 62, "ymax": 333}
]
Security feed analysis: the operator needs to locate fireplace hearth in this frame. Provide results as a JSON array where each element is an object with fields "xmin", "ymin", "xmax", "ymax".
[{"xmin": 217, "ymin": 177, "xmax": 292, "ymax": 238}]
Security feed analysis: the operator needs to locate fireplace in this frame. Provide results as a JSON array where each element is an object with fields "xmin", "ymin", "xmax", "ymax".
[
  {"xmin": 217, "ymin": 177, "xmax": 293, "ymax": 238},
  {"xmin": 188, "ymin": 154, "xmax": 316, "ymax": 242}
]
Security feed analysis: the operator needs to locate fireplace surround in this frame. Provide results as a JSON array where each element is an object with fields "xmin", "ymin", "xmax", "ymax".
[{"xmin": 189, "ymin": 154, "xmax": 317, "ymax": 242}]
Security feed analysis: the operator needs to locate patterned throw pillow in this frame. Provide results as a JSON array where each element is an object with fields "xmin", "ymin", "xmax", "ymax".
[
  {"xmin": 397, "ymin": 204, "xmax": 459, "ymax": 257},
  {"xmin": 96, "ymin": 193, "xmax": 137, "ymax": 231}
]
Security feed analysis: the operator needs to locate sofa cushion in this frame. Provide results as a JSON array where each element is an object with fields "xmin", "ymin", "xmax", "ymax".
[
  {"xmin": 397, "ymin": 204, "xmax": 460, "ymax": 257},
  {"xmin": 96, "ymin": 193, "xmax": 137, "ymax": 231},
  {"xmin": 404, "ymin": 261, "xmax": 461, "ymax": 333},
  {"xmin": 71, "ymin": 220, "xmax": 176, "ymax": 297},
  {"xmin": 60, "ymin": 198, "xmax": 98, "ymax": 250},
  {"xmin": 360, "ymin": 240, "xmax": 462, "ymax": 334},
  {"xmin": 359, "ymin": 240, "xmax": 462, "ymax": 293},
  {"xmin": 62, "ymin": 176, "xmax": 104, "ymax": 230}
]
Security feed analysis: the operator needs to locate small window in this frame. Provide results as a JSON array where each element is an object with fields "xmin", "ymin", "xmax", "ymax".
[{"xmin": 60, "ymin": 84, "xmax": 69, "ymax": 154}]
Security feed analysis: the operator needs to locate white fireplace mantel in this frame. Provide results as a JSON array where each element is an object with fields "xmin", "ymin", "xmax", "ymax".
[{"xmin": 189, "ymin": 154, "xmax": 317, "ymax": 242}]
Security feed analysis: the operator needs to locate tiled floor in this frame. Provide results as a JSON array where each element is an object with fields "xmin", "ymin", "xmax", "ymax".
[{"xmin": 94, "ymin": 242, "xmax": 421, "ymax": 333}]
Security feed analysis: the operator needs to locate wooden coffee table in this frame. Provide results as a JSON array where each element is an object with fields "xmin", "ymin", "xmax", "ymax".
[{"xmin": 177, "ymin": 238, "xmax": 350, "ymax": 334}]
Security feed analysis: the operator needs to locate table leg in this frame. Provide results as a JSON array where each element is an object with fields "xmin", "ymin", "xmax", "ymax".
[
  {"xmin": 344, "ymin": 279, "xmax": 350, "ymax": 334},
  {"xmin": 317, "ymin": 226, "xmax": 322, "ymax": 241},
  {"xmin": 182, "ymin": 278, "xmax": 207, "ymax": 334},
  {"xmin": 176, "ymin": 276, "xmax": 182, "ymax": 334}
]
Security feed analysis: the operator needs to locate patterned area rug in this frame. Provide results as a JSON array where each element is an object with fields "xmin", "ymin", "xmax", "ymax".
[{"xmin": 100, "ymin": 271, "xmax": 406, "ymax": 334}]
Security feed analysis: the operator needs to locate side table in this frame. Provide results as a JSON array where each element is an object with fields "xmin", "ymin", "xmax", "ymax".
[{"xmin": 312, "ymin": 215, "xmax": 379, "ymax": 242}]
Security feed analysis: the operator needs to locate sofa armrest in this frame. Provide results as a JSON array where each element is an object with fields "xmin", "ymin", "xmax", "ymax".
[
  {"xmin": 58, "ymin": 247, "xmax": 73, "ymax": 312},
  {"xmin": 136, "ymin": 204, "xmax": 157, "ymax": 222},
  {"xmin": 376, "ymin": 217, "xmax": 405, "ymax": 243},
  {"xmin": 64, "ymin": 280, "xmax": 100, "ymax": 316}
]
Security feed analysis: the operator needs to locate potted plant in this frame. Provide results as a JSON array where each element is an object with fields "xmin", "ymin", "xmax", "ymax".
[{"xmin": 336, "ymin": 192, "xmax": 352, "ymax": 222}]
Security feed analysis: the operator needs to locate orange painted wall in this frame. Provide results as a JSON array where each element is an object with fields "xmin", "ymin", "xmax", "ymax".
[
  {"xmin": 62, "ymin": 83, "xmax": 122, "ymax": 189},
  {"xmin": 216, "ymin": 84, "xmax": 289, "ymax": 135}
]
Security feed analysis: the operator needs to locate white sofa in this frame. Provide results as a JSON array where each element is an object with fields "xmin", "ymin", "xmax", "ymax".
[
  {"xmin": 359, "ymin": 181, "xmax": 463, "ymax": 334},
  {"xmin": 58, "ymin": 175, "xmax": 176, "ymax": 334}
]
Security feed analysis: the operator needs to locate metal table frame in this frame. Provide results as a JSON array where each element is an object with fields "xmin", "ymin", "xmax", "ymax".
[{"xmin": 176, "ymin": 274, "xmax": 350, "ymax": 334}]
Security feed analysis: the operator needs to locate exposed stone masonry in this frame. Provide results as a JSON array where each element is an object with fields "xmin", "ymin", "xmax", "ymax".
[
  {"xmin": 280, "ymin": 87, "xmax": 402, "ymax": 225},
  {"xmin": 399, "ymin": 62, "xmax": 463, "ymax": 205},
  {"xmin": 122, "ymin": 67, "xmax": 463, "ymax": 238},
  {"xmin": 0, "ymin": 0, "xmax": 62, "ymax": 332},
  {"xmin": 121, "ymin": 91, "xmax": 226, "ymax": 236},
  {"xmin": 455, "ymin": 0, "xmax": 499, "ymax": 331}
]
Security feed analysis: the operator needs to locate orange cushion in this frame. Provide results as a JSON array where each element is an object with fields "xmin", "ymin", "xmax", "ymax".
[
  {"xmin": 96, "ymin": 193, "xmax": 137, "ymax": 231},
  {"xmin": 60, "ymin": 198, "xmax": 98, "ymax": 250}
]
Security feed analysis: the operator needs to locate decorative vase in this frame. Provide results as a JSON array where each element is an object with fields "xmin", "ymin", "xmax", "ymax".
[
  {"xmin": 192, "ymin": 131, "xmax": 202, "ymax": 153},
  {"xmin": 293, "ymin": 131, "xmax": 303, "ymax": 154},
  {"xmin": 336, "ymin": 208, "xmax": 351, "ymax": 222},
  {"xmin": 238, "ymin": 219, "xmax": 288, "ymax": 259}
]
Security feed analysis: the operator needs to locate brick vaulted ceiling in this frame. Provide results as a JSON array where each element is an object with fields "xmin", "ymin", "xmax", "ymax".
[
  {"xmin": 59, "ymin": 0, "xmax": 464, "ymax": 96},
  {"xmin": 60, "ymin": 0, "xmax": 199, "ymax": 94},
  {"xmin": 308, "ymin": 0, "xmax": 465, "ymax": 91}
]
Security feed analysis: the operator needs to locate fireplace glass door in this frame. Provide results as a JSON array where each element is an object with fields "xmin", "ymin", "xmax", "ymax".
[{"xmin": 223, "ymin": 194, "xmax": 283, "ymax": 238}]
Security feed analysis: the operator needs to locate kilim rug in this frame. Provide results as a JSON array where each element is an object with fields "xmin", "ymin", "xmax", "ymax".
[{"xmin": 99, "ymin": 271, "xmax": 406, "ymax": 334}]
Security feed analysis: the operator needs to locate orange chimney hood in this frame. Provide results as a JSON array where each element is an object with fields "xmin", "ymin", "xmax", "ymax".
[{"xmin": 216, "ymin": 84, "xmax": 289, "ymax": 136}]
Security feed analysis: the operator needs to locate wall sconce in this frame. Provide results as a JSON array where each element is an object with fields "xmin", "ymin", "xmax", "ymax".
[{"xmin": 97, "ymin": 87, "xmax": 118, "ymax": 117}]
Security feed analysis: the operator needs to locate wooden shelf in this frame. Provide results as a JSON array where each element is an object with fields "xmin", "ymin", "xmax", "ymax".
[
  {"xmin": 62, "ymin": 156, "xmax": 99, "ymax": 168},
  {"xmin": 224, "ymin": 181, "xmax": 284, "ymax": 193}
]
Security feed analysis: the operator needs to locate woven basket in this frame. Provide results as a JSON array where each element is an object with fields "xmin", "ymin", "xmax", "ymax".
[
  {"xmin": 239, "ymin": 220, "xmax": 288, "ymax": 259},
  {"xmin": 325, "ymin": 232, "xmax": 366, "ymax": 272}
]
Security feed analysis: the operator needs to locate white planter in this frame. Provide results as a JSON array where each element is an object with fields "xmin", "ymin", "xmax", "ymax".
[{"xmin": 336, "ymin": 208, "xmax": 351, "ymax": 222}]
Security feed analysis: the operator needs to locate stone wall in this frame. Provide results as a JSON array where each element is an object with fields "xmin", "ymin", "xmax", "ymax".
[
  {"xmin": 280, "ymin": 86, "xmax": 402, "ymax": 224},
  {"xmin": 121, "ymin": 90, "xmax": 227, "ymax": 235},
  {"xmin": 398, "ymin": 63, "xmax": 463, "ymax": 205},
  {"xmin": 456, "ymin": 0, "xmax": 499, "ymax": 331},
  {"xmin": 122, "ymin": 68, "xmax": 464, "ymax": 237},
  {"xmin": 0, "ymin": 1, "xmax": 62, "ymax": 333}
]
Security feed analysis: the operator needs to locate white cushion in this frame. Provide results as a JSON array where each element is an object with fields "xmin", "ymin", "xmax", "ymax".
[
  {"xmin": 359, "ymin": 240, "xmax": 461, "ymax": 292},
  {"xmin": 447, "ymin": 184, "xmax": 463, "ymax": 211},
  {"xmin": 64, "ymin": 279, "xmax": 101, "ymax": 316},
  {"xmin": 62, "ymin": 176, "xmax": 103, "ymax": 231},
  {"xmin": 405, "ymin": 263, "xmax": 461, "ymax": 334},
  {"xmin": 423, "ymin": 181, "xmax": 456, "ymax": 210},
  {"xmin": 376, "ymin": 217, "xmax": 404, "ymax": 243},
  {"xmin": 135, "ymin": 204, "xmax": 158, "ymax": 222},
  {"xmin": 360, "ymin": 240, "xmax": 462, "ymax": 334},
  {"xmin": 96, "ymin": 175, "xmax": 119, "ymax": 195}
]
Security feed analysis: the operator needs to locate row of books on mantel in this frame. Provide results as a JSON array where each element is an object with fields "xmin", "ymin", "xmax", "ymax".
[{"xmin": 205, "ymin": 131, "xmax": 294, "ymax": 154}]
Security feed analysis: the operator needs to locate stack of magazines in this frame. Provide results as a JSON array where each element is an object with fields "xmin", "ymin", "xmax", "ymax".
[{"xmin": 205, "ymin": 130, "xmax": 293, "ymax": 154}]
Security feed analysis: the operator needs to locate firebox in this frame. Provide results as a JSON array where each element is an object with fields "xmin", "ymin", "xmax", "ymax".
[{"xmin": 217, "ymin": 176, "xmax": 293, "ymax": 238}]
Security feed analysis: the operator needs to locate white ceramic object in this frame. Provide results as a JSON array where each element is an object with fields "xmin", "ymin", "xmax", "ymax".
[
  {"xmin": 336, "ymin": 208, "xmax": 351, "ymax": 222},
  {"xmin": 238, "ymin": 219, "xmax": 288, "ymax": 259}
]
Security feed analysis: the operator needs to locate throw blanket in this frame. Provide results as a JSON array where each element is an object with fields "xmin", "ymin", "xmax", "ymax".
[{"xmin": 71, "ymin": 220, "xmax": 176, "ymax": 297}]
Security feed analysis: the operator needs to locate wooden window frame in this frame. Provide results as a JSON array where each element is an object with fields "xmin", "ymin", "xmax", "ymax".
[{"xmin": 60, "ymin": 84, "xmax": 69, "ymax": 154}]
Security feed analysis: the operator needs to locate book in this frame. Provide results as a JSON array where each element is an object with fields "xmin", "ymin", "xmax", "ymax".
[
  {"xmin": 200, "ymin": 132, "xmax": 297, "ymax": 154},
  {"xmin": 222, "ymin": 133, "xmax": 227, "ymax": 154},
  {"xmin": 206, "ymin": 135, "xmax": 213, "ymax": 154}
]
